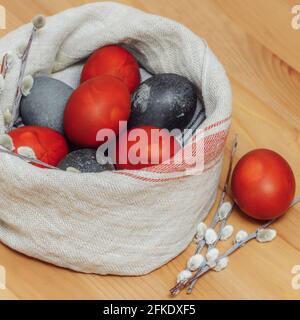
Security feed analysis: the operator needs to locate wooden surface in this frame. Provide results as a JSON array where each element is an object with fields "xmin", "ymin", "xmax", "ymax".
[{"xmin": 0, "ymin": 0, "xmax": 300, "ymax": 300}]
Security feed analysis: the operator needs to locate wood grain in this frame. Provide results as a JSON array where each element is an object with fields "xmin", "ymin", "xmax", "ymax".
[{"xmin": 0, "ymin": 0, "xmax": 300, "ymax": 300}]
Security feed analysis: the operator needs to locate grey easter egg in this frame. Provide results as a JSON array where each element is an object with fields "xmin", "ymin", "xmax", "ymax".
[
  {"xmin": 58, "ymin": 149, "xmax": 115, "ymax": 173},
  {"xmin": 129, "ymin": 73, "xmax": 201, "ymax": 131},
  {"xmin": 20, "ymin": 76, "xmax": 73, "ymax": 134}
]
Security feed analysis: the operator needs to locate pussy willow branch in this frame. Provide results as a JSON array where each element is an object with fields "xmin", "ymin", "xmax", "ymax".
[
  {"xmin": 7, "ymin": 26, "xmax": 36, "ymax": 132},
  {"xmin": 187, "ymin": 203, "xmax": 235, "ymax": 293},
  {"xmin": 195, "ymin": 135, "xmax": 238, "ymax": 254},
  {"xmin": 183, "ymin": 220, "xmax": 275, "ymax": 288},
  {"xmin": 170, "ymin": 197, "xmax": 300, "ymax": 295},
  {"xmin": 1, "ymin": 54, "xmax": 8, "ymax": 78},
  {"xmin": 170, "ymin": 136, "xmax": 238, "ymax": 296},
  {"xmin": 215, "ymin": 204, "xmax": 235, "ymax": 244},
  {"xmin": 170, "ymin": 219, "xmax": 274, "ymax": 295},
  {"xmin": 0, "ymin": 147, "xmax": 61, "ymax": 170}
]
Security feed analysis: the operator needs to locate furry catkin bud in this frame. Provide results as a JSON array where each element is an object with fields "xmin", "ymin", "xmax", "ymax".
[
  {"xmin": 196, "ymin": 222, "xmax": 207, "ymax": 239},
  {"xmin": 17, "ymin": 146, "xmax": 36, "ymax": 159},
  {"xmin": 206, "ymin": 248, "xmax": 219, "ymax": 267},
  {"xmin": 220, "ymin": 225, "xmax": 234, "ymax": 241},
  {"xmin": 16, "ymin": 42, "xmax": 28, "ymax": 58},
  {"xmin": 214, "ymin": 257, "xmax": 229, "ymax": 272},
  {"xmin": 66, "ymin": 167, "xmax": 81, "ymax": 173},
  {"xmin": 3, "ymin": 109, "xmax": 12, "ymax": 126},
  {"xmin": 256, "ymin": 229, "xmax": 277, "ymax": 243},
  {"xmin": 32, "ymin": 15, "xmax": 46, "ymax": 29},
  {"xmin": 0, "ymin": 134, "xmax": 14, "ymax": 151},
  {"xmin": 187, "ymin": 254, "xmax": 205, "ymax": 271},
  {"xmin": 205, "ymin": 228, "xmax": 218, "ymax": 245},
  {"xmin": 5, "ymin": 52, "xmax": 15, "ymax": 70},
  {"xmin": 218, "ymin": 202, "xmax": 233, "ymax": 220},
  {"xmin": 235, "ymin": 230, "xmax": 248, "ymax": 243},
  {"xmin": 177, "ymin": 270, "xmax": 192, "ymax": 283},
  {"xmin": 21, "ymin": 75, "xmax": 34, "ymax": 96}
]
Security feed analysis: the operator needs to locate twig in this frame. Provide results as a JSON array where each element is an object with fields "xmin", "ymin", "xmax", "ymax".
[
  {"xmin": 7, "ymin": 28, "xmax": 36, "ymax": 132},
  {"xmin": 187, "ymin": 203, "xmax": 235, "ymax": 293},
  {"xmin": 0, "ymin": 54, "xmax": 8, "ymax": 78},
  {"xmin": 171, "ymin": 220, "xmax": 275, "ymax": 295},
  {"xmin": 215, "ymin": 204, "xmax": 235, "ymax": 243},
  {"xmin": 188, "ymin": 195, "xmax": 300, "ymax": 292},
  {"xmin": 7, "ymin": 15, "xmax": 46, "ymax": 132},
  {"xmin": 170, "ymin": 135, "xmax": 238, "ymax": 296},
  {"xmin": 0, "ymin": 147, "xmax": 61, "ymax": 170},
  {"xmin": 195, "ymin": 135, "xmax": 238, "ymax": 253},
  {"xmin": 219, "ymin": 134, "xmax": 238, "ymax": 205}
]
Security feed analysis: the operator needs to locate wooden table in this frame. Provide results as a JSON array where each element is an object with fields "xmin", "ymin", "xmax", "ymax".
[{"xmin": 0, "ymin": 0, "xmax": 299, "ymax": 300}]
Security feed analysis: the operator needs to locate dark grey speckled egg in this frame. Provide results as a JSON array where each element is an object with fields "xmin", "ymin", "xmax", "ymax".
[
  {"xmin": 20, "ymin": 76, "xmax": 73, "ymax": 134},
  {"xmin": 58, "ymin": 149, "xmax": 115, "ymax": 173},
  {"xmin": 129, "ymin": 73, "xmax": 200, "ymax": 131}
]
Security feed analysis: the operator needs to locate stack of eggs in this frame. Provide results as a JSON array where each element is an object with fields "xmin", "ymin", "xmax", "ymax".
[{"xmin": 6, "ymin": 45, "xmax": 205, "ymax": 172}]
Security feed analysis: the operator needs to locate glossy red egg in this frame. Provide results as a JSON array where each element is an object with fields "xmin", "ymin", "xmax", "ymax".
[
  {"xmin": 115, "ymin": 125, "xmax": 181, "ymax": 170},
  {"xmin": 64, "ymin": 75, "xmax": 131, "ymax": 148},
  {"xmin": 9, "ymin": 126, "xmax": 69, "ymax": 167},
  {"xmin": 231, "ymin": 149, "xmax": 296, "ymax": 220},
  {"xmin": 81, "ymin": 45, "xmax": 141, "ymax": 93}
]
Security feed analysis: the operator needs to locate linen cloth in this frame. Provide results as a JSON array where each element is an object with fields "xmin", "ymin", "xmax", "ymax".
[{"xmin": 0, "ymin": 2, "xmax": 231, "ymax": 275}]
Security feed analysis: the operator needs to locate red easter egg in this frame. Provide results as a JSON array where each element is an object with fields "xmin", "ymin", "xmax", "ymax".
[
  {"xmin": 115, "ymin": 125, "xmax": 181, "ymax": 170},
  {"xmin": 231, "ymin": 149, "xmax": 296, "ymax": 220},
  {"xmin": 9, "ymin": 126, "xmax": 69, "ymax": 167},
  {"xmin": 81, "ymin": 45, "xmax": 141, "ymax": 93},
  {"xmin": 64, "ymin": 75, "xmax": 131, "ymax": 148}
]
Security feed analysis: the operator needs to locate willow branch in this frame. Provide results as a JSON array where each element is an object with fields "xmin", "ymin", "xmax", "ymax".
[
  {"xmin": 187, "ymin": 203, "xmax": 235, "ymax": 293},
  {"xmin": 1, "ymin": 54, "xmax": 8, "ymax": 78},
  {"xmin": 7, "ymin": 27, "xmax": 36, "ymax": 132},
  {"xmin": 170, "ymin": 136, "xmax": 238, "ymax": 296},
  {"xmin": 0, "ymin": 147, "xmax": 61, "ymax": 170},
  {"xmin": 170, "ymin": 219, "xmax": 274, "ymax": 295},
  {"xmin": 195, "ymin": 135, "xmax": 238, "ymax": 254}
]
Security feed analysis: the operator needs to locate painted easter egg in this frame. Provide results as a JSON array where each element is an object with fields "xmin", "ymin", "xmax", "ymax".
[
  {"xmin": 64, "ymin": 75, "xmax": 131, "ymax": 148},
  {"xmin": 81, "ymin": 45, "xmax": 141, "ymax": 93},
  {"xmin": 231, "ymin": 149, "xmax": 296, "ymax": 220},
  {"xmin": 129, "ymin": 73, "xmax": 198, "ymax": 131},
  {"xmin": 8, "ymin": 125, "xmax": 69, "ymax": 167},
  {"xmin": 20, "ymin": 76, "xmax": 73, "ymax": 134},
  {"xmin": 58, "ymin": 148, "xmax": 114, "ymax": 173}
]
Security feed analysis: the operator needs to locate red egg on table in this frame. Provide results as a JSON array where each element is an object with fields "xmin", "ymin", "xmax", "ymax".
[
  {"xmin": 64, "ymin": 75, "xmax": 131, "ymax": 148},
  {"xmin": 8, "ymin": 126, "xmax": 69, "ymax": 168},
  {"xmin": 231, "ymin": 149, "xmax": 296, "ymax": 220},
  {"xmin": 81, "ymin": 45, "xmax": 141, "ymax": 93}
]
